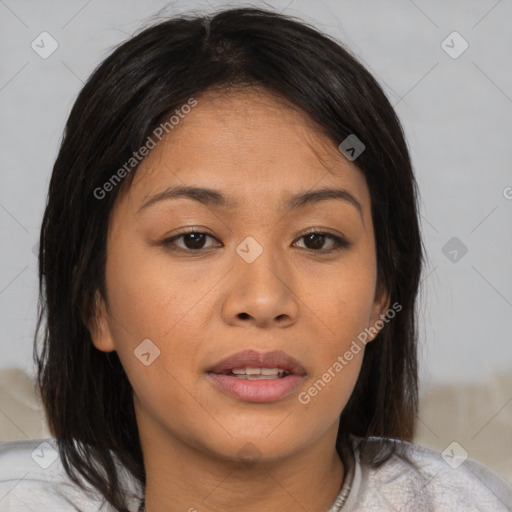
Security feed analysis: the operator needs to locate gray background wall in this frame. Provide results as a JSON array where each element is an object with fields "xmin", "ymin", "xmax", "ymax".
[{"xmin": 1, "ymin": 0, "xmax": 511, "ymax": 389}]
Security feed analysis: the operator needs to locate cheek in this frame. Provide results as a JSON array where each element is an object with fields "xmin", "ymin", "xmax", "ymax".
[
  {"xmin": 320, "ymin": 276, "xmax": 376, "ymax": 342},
  {"xmin": 105, "ymin": 240, "xmax": 211, "ymax": 338},
  {"xmin": 296, "ymin": 274, "xmax": 372, "ymax": 420},
  {"xmin": 298, "ymin": 350, "xmax": 363, "ymax": 423},
  {"xmin": 103, "ymin": 258, "xmax": 206, "ymax": 424},
  {"xmin": 103, "ymin": 239, "xmax": 222, "ymax": 390},
  {"xmin": 303, "ymin": 253, "xmax": 377, "ymax": 344}
]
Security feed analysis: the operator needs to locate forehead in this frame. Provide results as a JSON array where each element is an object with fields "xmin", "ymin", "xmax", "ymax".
[{"xmin": 121, "ymin": 87, "xmax": 369, "ymax": 210}]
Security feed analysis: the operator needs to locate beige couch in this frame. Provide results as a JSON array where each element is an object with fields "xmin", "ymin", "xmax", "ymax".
[
  {"xmin": 414, "ymin": 372, "xmax": 512, "ymax": 485},
  {"xmin": 1, "ymin": 368, "xmax": 510, "ymax": 485}
]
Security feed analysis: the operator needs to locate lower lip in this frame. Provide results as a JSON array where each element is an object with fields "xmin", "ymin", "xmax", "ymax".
[{"xmin": 207, "ymin": 373, "xmax": 304, "ymax": 403}]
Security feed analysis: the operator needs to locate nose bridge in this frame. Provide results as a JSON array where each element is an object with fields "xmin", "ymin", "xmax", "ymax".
[
  {"xmin": 222, "ymin": 233, "xmax": 299, "ymax": 327},
  {"xmin": 235, "ymin": 234, "xmax": 286, "ymax": 289}
]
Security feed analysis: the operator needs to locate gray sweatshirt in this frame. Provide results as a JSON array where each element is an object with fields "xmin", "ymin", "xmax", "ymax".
[{"xmin": 1, "ymin": 435, "xmax": 511, "ymax": 511}]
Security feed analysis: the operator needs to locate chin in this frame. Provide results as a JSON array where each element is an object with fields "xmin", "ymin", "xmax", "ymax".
[{"xmin": 198, "ymin": 431, "xmax": 307, "ymax": 466}]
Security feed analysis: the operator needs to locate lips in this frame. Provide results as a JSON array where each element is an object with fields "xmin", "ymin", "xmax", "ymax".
[
  {"xmin": 206, "ymin": 350, "xmax": 307, "ymax": 403},
  {"xmin": 207, "ymin": 349, "xmax": 307, "ymax": 376}
]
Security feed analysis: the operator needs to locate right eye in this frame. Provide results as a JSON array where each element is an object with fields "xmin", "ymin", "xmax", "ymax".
[{"xmin": 161, "ymin": 230, "xmax": 222, "ymax": 252}]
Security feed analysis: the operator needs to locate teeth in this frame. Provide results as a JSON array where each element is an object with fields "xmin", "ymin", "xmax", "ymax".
[
  {"xmin": 231, "ymin": 367, "xmax": 281, "ymax": 375},
  {"xmin": 228, "ymin": 367, "xmax": 288, "ymax": 379},
  {"xmin": 247, "ymin": 374, "xmax": 281, "ymax": 380}
]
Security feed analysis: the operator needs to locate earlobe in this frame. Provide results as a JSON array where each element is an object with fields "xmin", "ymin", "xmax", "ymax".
[{"xmin": 87, "ymin": 290, "xmax": 116, "ymax": 353}]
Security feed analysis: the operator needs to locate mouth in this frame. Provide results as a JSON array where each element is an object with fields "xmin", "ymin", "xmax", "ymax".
[{"xmin": 206, "ymin": 350, "xmax": 306, "ymax": 403}]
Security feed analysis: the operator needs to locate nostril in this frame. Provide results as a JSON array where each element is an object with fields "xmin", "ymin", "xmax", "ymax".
[{"xmin": 238, "ymin": 312, "xmax": 250, "ymax": 319}]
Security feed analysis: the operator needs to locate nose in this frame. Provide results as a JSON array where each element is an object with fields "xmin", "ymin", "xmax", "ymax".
[{"xmin": 220, "ymin": 241, "xmax": 300, "ymax": 329}]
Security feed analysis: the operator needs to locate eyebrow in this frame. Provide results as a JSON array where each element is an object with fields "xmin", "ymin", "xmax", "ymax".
[{"xmin": 137, "ymin": 185, "xmax": 363, "ymax": 220}]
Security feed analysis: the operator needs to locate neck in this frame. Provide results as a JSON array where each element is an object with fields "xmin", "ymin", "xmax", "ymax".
[{"xmin": 138, "ymin": 421, "xmax": 344, "ymax": 512}]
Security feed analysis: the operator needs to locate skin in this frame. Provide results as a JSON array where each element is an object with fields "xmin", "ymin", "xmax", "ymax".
[{"xmin": 89, "ymin": 87, "xmax": 389, "ymax": 512}]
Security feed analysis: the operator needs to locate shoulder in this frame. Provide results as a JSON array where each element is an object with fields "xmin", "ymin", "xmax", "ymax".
[
  {"xmin": 0, "ymin": 438, "xmax": 133, "ymax": 511},
  {"xmin": 343, "ymin": 436, "xmax": 512, "ymax": 512}
]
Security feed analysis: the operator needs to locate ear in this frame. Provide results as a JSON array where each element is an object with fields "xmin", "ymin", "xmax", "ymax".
[
  {"xmin": 367, "ymin": 280, "xmax": 391, "ymax": 342},
  {"xmin": 87, "ymin": 290, "xmax": 116, "ymax": 353}
]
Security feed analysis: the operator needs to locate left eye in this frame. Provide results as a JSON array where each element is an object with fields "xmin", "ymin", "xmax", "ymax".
[
  {"xmin": 162, "ymin": 231, "xmax": 349, "ymax": 253},
  {"xmin": 293, "ymin": 232, "xmax": 349, "ymax": 252}
]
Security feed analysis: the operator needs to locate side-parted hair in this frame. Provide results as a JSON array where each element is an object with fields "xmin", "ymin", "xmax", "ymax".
[{"xmin": 34, "ymin": 7, "xmax": 424, "ymax": 512}]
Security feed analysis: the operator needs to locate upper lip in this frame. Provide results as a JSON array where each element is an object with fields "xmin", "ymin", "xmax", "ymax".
[{"xmin": 207, "ymin": 349, "xmax": 307, "ymax": 376}]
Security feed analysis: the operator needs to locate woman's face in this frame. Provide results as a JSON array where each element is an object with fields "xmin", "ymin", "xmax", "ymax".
[{"xmin": 91, "ymin": 88, "xmax": 389, "ymax": 463}]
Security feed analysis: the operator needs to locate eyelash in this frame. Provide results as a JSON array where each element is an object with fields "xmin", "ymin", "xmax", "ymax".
[{"xmin": 161, "ymin": 228, "xmax": 350, "ymax": 254}]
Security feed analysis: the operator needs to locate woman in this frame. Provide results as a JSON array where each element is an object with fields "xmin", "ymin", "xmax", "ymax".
[{"xmin": 1, "ymin": 7, "xmax": 510, "ymax": 512}]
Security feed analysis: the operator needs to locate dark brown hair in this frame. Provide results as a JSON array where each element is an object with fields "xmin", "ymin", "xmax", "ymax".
[{"xmin": 34, "ymin": 7, "xmax": 424, "ymax": 511}]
